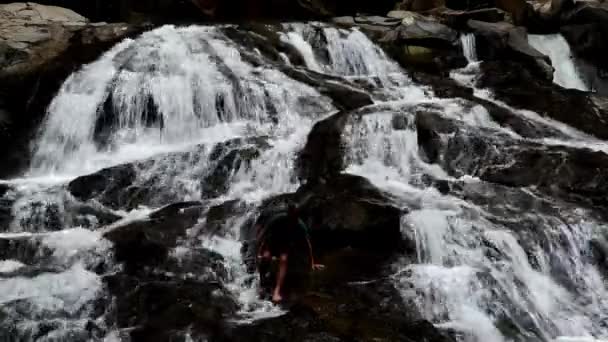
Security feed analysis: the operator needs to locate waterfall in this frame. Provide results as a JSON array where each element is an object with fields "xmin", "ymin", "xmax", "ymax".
[
  {"xmin": 1, "ymin": 21, "xmax": 607, "ymax": 342},
  {"xmin": 528, "ymin": 34, "xmax": 588, "ymax": 91},
  {"xmin": 461, "ymin": 33, "xmax": 478, "ymax": 64}
]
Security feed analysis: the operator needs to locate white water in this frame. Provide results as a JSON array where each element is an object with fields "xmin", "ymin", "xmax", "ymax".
[
  {"xmin": 2, "ymin": 22, "xmax": 607, "ymax": 342},
  {"xmin": 461, "ymin": 33, "xmax": 478, "ymax": 64},
  {"xmin": 528, "ymin": 34, "xmax": 588, "ymax": 91}
]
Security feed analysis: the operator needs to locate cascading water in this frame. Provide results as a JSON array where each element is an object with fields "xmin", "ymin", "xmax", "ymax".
[
  {"xmin": 1, "ymin": 20, "xmax": 607, "ymax": 342},
  {"xmin": 528, "ymin": 34, "xmax": 588, "ymax": 91},
  {"xmin": 461, "ymin": 33, "xmax": 478, "ymax": 64}
]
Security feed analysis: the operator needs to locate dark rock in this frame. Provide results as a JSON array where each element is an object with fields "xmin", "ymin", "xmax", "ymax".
[
  {"xmin": 205, "ymin": 200, "xmax": 249, "ymax": 237},
  {"xmin": 467, "ymin": 20, "xmax": 553, "ymax": 80},
  {"xmin": 106, "ymin": 275, "xmax": 237, "ymax": 341},
  {"xmin": 561, "ymin": 4, "xmax": 608, "ymax": 79},
  {"xmin": 297, "ymin": 111, "xmax": 349, "ymax": 183},
  {"xmin": 68, "ymin": 164, "xmax": 137, "ymax": 209},
  {"xmin": 395, "ymin": 0, "xmax": 446, "ymax": 12},
  {"xmin": 409, "ymin": 71, "xmax": 568, "ymax": 139},
  {"xmin": 392, "ymin": 113, "xmax": 410, "ymax": 130},
  {"xmin": 478, "ymin": 60, "xmax": 608, "ymax": 139},
  {"xmin": 254, "ymin": 174, "xmax": 405, "ymax": 258},
  {"xmin": 103, "ymin": 201, "xmax": 204, "ymax": 273},
  {"xmin": 201, "ymin": 137, "xmax": 271, "ymax": 199},
  {"xmin": 416, "ymin": 111, "xmax": 608, "ymax": 207},
  {"xmin": 372, "ymin": 12, "xmax": 466, "ymax": 72},
  {"xmin": 437, "ymin": 8, "xmax": 508, "ymax": 28},
  {"xmin": 278, "ymin": 66, "xmax": 374, "ymax": 111},
  {"xmin": 227, "ymin": 279, "xmax": 454, "ymax": 342}
]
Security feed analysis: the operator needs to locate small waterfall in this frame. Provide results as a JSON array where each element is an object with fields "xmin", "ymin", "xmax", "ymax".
[
  {"xmin": 461, "ymin": 33, "xmax": 478, "ymax": 64},
  {"xmin": 528, "ymin": 34, "xmax": 588, "ymax": 91}
]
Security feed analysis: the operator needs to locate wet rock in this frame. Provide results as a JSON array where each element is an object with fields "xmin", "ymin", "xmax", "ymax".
[
  {"xmin": 255, "ymin": 174, "xmax": 405, "ymax": 257},
  {"xmin": 395, "ymin": 0, "xmax": 446, "ymax": 12},
  {"xmin": 409, "ymin": 71, "xmax": 568, "ymax": 139},
  {"xmin": 368, "ymin": 12, "xmax": 466, "ymax": 72},
  {"xmin": 227, "ymin": 279, "xmax": 454, "ymax": 342},
  {"xmin": 103, "ymin": 201, "xmax": 204, "ymax": 273},
  {"xmin": 467, "ymin": 20, "xmax": 553, "ymax": 80},
  {"xmin": 205, "ymin": 199, "xmax": 249, "ymax": 237},
  {"xmin": 437, "ymin": 7, "xmax": 508, "ymax": 28},
  {"xmin": 297, "ymin": 111, "xmax": 349, "ymax": 183},
  {"xmin": 68, "ymin": 164, "xmax": 137, "ymax": 209},
  {"xmin": 416, "ymin": 111, "xmax": 608, "ymax": 207},
  {"xmin": 561, "ymin": 4, "xmax": 608, "ymax": 77},
  {"xmin": 279, "ymin": 66, "xmax": 374, "ymax": 111},
  {"xmin": 0, "ymin": 3, "xmax": 145, "ymax": 178},
  {"xmin": 106, "ymin": 275, "xmax": 237, "ymax": 342},
  {"xmin": 201, "ymin": 137, "xmax": 271, "ymax": 199},
  {"xmin": 392, "ymin": 113, "xmax": 410, "ymax": 130},
  {"xmin": 478, "ymin": 60, "xmax": 608, "ymax": 139}
]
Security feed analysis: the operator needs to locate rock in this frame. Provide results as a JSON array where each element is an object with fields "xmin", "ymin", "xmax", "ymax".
[
  {"xmin": 561, "ymin": 4, "xmax": 608, "ymax": 76},
  {"xmin": 201, "ymin": 137, "xmax": 271, "ymax": 199},
  {"xmin": 467, "ymin": 19, "xmax": 553, "ymax": 80},
  {"xmin": 394, "ymin": 0, "xmax": 446, "ymax": 12},
  {"xmin": 376, "ymin": 12, "xmax": 465, "ymax": 72},
  {"xmin": 416, "ymin": 111, "xmax": 608, "ymax": 207},
  {"xmin": 103, "ymin": 201, "xmax": 204, "ymax": 273},
  {"xmin": 409, "ymin": 70, "xmax": 568, "ymax": 139},
  {"xmin": 68, "ymin": 164, "xmax": 137, "ymax": 209},
  {"xmin": 477, "ymin": 60, "xmax": 608, "ymax": 139},
  {"xmin": 226, "ymin": 279, "xmax": 454, "ymax": 342},
  {"xmin": 254, "ymin": 174, "xmax": 406, "ymax": 259},
  {"xmin": 205, "ymin": 199, "xmax": 249, "ymax": 237},
  {"xmin": 0, "ymin": 3, "xmax": 145, "ymax": 178},
  {"xmin": 436, "ymin": 8, "xmax": 508, "ymax": 28},
  {"xmin": 297, "ymin": 111, "xmax": 349, "ymax": 183},
  {"xmin": 392, "ymin": 113, "xmax": 410, "ymax": 130}
]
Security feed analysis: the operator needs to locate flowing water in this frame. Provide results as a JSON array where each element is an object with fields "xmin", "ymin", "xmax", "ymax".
[
  {"xmin": 528, "ymin": 34, "xmax": 588, "ymax": 91},
  {"xmin": 1, "ymin": 23, "xmax": 607, "ymax": 342}
]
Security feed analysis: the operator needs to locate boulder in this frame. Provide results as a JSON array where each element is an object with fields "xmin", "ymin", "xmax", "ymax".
[
  {"xmin": 0, "ymin": 3, "xmax": 145, "ymax": 178},
  {"xmin": 254, "ymin": 174, "xmax": 406, "ymax": 258},
  {"xmin": 416, "ymin": 111, "xmax": 608, "ymax": 207},
  {"xmin": 477, "ymin": 60, "xmax": 608, "ymax": 139},
  {"xmin": 561, "ymin": 4, "xmax": 608, "ymax": 75},
  {"xmin": 226, "ymin": 279, "xmax": 454, "ymax": 342},
  {"xmin": 103, "ymin": 201, "xmax": 204, "ymax": 273},
  {"xmin": 297, "ymin": 111, "xmax": 349, "ymax": 183},
  {"xmin": 394, "ymin": 0, "xmax": 446, "ymax": 12},
  {"xmin": 467, "ymin": 20, "xmax": 553, "ymax": 80},
  {"xmin": 374, "ymin": 12, "xmax": 466, "ymax": 72}
]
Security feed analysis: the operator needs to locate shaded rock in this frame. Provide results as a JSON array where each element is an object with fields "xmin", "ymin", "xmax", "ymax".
[
  {"xmin": 68, "ymin": 164, "xmax": 137, "ymax": 209},
  {"xmin": 278, "ymin": 67, "xmax": 374, "ymax": 111},
  {"xmin": 409, "ymin": 70, "xmax": 568, "ymax": 139},
  {"xmin": 297, "ymin": 111, "xmax": 349, "ymax": 183},
  {"xmin": 416, "ymin": 111, "xmax": 608, "ymax": 207},
  {"xmin": 394, "ymin": 0, "xmax": 446, "ymax": 12},
  {"xmin": 254, "ymin": 174, "xmax": 405, "ymax": 258},
  {"xmin": 205, "ymin": 199, "xmax": 249, "ymax": 237},
  {"xmin": 561, "ymin": 4, "xmax": 608, "ymax": 76},
  {"xmin": 103, "ymin": 201, "xmax": 204, "ymax": 273},
  {"xmin": 392, "ymin": 113, "xmax": 410, "ymax": 130},
  {"xmin": 436, "ymin": 7, "xmax": 508, "ymax": 28},
  {"xmin": 467, "ymin": 19, "xmax": 553, "ymax": 80},
  {"xmin": 106, "ymin": 275, "xmax": 237, "ymax": 342},
  {"xmin": 373, "ymin": 12, "xmax": 466, "ymax": 72},
  {"xmin": 227, "ymin": 279, "xmax": 454, "ymax": 342},
  {"xmin": 477, "ymin": 60, "xmax": 608, "ymax": 139}
]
